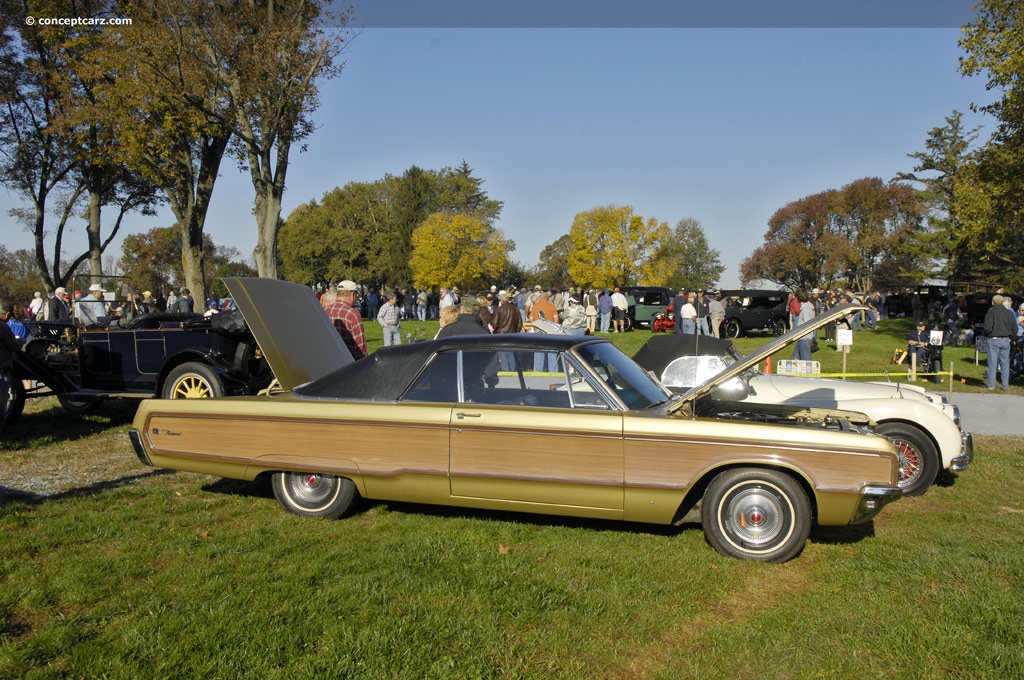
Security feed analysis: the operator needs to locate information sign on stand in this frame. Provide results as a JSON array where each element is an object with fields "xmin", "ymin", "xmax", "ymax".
[{"xmin": 836, "ymin": 329, "xmax": 853, "ymax": 378}]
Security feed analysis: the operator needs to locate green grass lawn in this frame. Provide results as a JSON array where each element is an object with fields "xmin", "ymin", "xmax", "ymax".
[{"xmin": 1, "ymin": 317, "xmax": 1021, "ymax": 677}]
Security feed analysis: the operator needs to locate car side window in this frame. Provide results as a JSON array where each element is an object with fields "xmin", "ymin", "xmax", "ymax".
[
  {"xmin": 564, "ymin": 362, "xmax": 610, "ymax": 409},
  {"xmin": 460, "ymin": 350, "xmax": 578, "ymax": 409},
  {"xmin": 402, "ymin": 352, "xmax": 459, "ymax": 403}
]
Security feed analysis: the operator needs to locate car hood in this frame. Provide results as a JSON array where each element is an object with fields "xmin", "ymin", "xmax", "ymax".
[
  {"xmin": 669, "ymin": 302, "xmax": 868, "ymax": 412},
  {"xmin": 223, "ymin": 277, "xmax": 354, "ymax": 391},
  {"xmin": 750, "ymin": 373, "xmax": 932, "ymax": 405}
]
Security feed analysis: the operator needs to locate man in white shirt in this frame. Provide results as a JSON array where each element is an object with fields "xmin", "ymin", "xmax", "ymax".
[
  {"xmin": 75, "ymin": 284, "xmax": 108, "ymax": 328},
  {"xmin": 610, "ymin": 287, "xmax": 629, "ymax": 333}
]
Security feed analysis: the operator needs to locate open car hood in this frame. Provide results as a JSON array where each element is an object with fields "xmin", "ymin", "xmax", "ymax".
[
  {"xmin": 223, "ymin": 278, "xmax": 354, "ymax": 391},
  {"xmin": 668, "ymin": 302, "xmax": 868, "ymax": 413}
]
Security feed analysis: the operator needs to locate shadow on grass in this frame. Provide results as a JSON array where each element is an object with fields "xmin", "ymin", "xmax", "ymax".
[
  {"xmin": 810, "ymin": 522, "xmax": 875, "ymax": 546},
  {"xmin": 1, "ymin": 399, "xmax": 139, "ymax": 449},
  {"xmin": 0, "ymin": 468, "xmax": 178, "ymax": 508},
  {"xmin": 203, "ymin": 476, "xmax": 274, "ymax": 499},
  {"xmin": 199, "ymin": 477, "xmax": 689, "ymax": 537},
  {"xmin": 197, "ymin": 478, "xmax": 880, "ymax": 550}
]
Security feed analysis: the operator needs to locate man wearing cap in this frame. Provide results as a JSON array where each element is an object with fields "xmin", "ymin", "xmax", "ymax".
[
  {"xmin": 45, "ymin": 287, "xmax": 69, "ymax": 321},
  {"xmin": 139, "ymin": 291, "xmax": 155, "ymax": 315},
  {"xmin": 75, "ymin": 284, "xmax": 108, "ymax": 328},
  {"xmin": 983, "ymin": 294, "xmax": 1016, "ymax": 390},
  {"xmin": 561, "ymin": 295, "xmax": 587, "ymax": 336},
  {"xmin": 709, "ymin": 292, "xmax": 726, "ymax": 338},
  {"xmin": 907, "ymin": 318, "xmax": 930, "ymax": 362},
  {"xmin": 176, "ymin": 288, "xmax": 195, "ymax": 314},
  {"xmin": 325, "ymin": 280, "xmax": 367, "ymax": 360}
]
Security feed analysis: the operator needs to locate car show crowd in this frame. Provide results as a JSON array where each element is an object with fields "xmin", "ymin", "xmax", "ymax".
[{"xmin": 3, "ymin": 276, "xmax": 1023, "ymax": 435}]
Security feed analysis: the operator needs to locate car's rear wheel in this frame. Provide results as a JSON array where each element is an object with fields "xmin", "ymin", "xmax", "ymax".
[
  {"xmin": 162, "ymin": 362, "xmax": 225, "ymax": 399},
  {"xmin": 723, "ymin": 319, "xmax": 741, "ymax": 339},
  {"xmin": 702, "ymin": 468, "xmax": 811, "ymax": 563},
  {"xmin": 4, "ymin": 376, "xmax": 26, "ymax": 426},
  {"xmin": 771, "ymin": 318, "xmax": 788, "ymax": 336},
  {"xmin": 877, "ymin": 422, "xmax": 939, "ymax": 496},
  {"xmin": 272, "ymin": 471, "xmax": 356, "ymax": 518}
]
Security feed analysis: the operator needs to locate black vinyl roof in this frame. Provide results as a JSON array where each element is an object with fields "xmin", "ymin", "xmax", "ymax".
[
  {"xmin": 632, "ymin": 334, "xmax": 739, "ymax": 379},
  {"xmin": 293, "ymin": 334, "xmax": 606, "ymax": 402}
]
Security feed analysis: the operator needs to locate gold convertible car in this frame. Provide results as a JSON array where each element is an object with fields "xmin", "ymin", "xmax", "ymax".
[{"xmin": 129, "ymin": 279, "xmax": 902, "ymax": 562}]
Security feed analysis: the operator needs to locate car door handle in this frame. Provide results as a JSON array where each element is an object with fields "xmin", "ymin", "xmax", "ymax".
[{"xmin": 456, "ymin": 412, "xmax": 481, "ymax": 419}]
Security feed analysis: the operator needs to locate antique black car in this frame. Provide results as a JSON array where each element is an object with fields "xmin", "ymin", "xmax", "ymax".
[
  {"xmin": 719, "ymin": 289, "xmax": 790, "ymax": 338},
  {"xmin": 6, "ymin": 280, "xmax": 271, "ymax": 422}
]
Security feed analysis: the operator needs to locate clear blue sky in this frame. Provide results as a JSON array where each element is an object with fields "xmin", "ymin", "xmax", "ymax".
[{"xmin": 2, "ymin": 12, "xmax": 998, "ymax": 287}]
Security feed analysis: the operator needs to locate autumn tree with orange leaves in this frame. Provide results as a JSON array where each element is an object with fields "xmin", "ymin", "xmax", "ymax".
[{"xmin": 741, "ymin": 178, "xmax": 927, "ymax": 291}]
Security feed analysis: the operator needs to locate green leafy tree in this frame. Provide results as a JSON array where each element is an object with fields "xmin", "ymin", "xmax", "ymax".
[
  {"xmin": 279, "ymin": 164, "xmax": 503, "ymax": 287},
  {"xmin": 957, "ymin": 0, "xmax": 1024, "ymax": 289},
  {"xmin": 0, "ymin": 247, "xmax": 45, "ymax": 305},
  {"xmin": 534, "ymin": 234, "xmax": 574, "ymax": 288},
  {"xmin": 831, "ymin": 178, "xmax": 926, "ymax": 291},
  {"xmin": 120, "ymin": 226, "xmax": 254, "ymax": 296},
  {"xmin": 653, "ymin": 217, "xmax": 725, "ymax": 291},
  {"xmin": 566, "ymin": 205, "xmax": 671, "ymax": 288},
  {"xmin": 409, "ymin": 213, "xmax": 514, "ymax": 291},
  {"xmin": 120, "ymin": 227, "xmax": 181, "ymax": 295},
  {"xmin": 896, "ymin": 111, "xmax": 982, "ymax": 284}
]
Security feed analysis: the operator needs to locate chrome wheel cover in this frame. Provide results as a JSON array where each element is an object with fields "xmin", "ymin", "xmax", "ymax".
[
  {"xmin": 284, "ymin": 473, "xmax": 340, "ymax": 510},
  {"xmin": 720, "ymin": 483, "xmax": 793, "ymax": 552}
]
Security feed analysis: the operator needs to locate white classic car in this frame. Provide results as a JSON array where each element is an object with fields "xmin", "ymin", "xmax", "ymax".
[{"xmin": 633, "ymin": 304, "xmax": 973, "ymax": 496}]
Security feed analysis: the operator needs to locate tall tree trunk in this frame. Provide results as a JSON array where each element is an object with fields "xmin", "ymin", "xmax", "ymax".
[
  {"xmin": 249, "ymin": 140, "xmax": 289, "ymax": 280},
  {"xmin": 167, "ymin": 134, "xmax": 229, "ymax": 298},
  {"xmin": 87, "ymin": 179, "xmax": 103, "ymax": 279}
]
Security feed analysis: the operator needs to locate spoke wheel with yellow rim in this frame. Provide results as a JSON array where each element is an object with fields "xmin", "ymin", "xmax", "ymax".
[{"xmin": 162, "ymin": 362, "xmax": 225, "ymax": 399}]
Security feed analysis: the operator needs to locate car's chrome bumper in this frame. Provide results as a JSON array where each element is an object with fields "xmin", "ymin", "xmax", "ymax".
[
  {"xmin": 128, "ymin": 428, "xmax": 153, "ymax": 466},
  {"xmin": 951, "ymin": 431, "xmax": 974, "ymax": 472},
  {"xmin": 850, "ymin": 486, "xmax": 903, "ymax": 525}
]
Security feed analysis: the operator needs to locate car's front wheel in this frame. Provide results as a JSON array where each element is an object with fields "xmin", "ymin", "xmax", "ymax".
[
  {"xmin": 877, "ymin": 422, "xmax": 939, "ymax": 496},
  {"xmin": 162, "ymin": 362, "xmax": 225, "ymax": 399},
  {"xmin": 723, "ymin": 319, "xmax": 741, "ymax": 339},
  {"xmin": 57, "ymin": 394, "xmax": 102, "ymax": 414},
  {"xmin": 271, "ymin": 471, "xmax": 356, "ymax": 518},
  {"xmin": 771, "ymin": 318, "xmax": 788, "ymax": 336},
  {"xmin": 702, "ymin": 468, "xmax": 811, "ymax": 562}
]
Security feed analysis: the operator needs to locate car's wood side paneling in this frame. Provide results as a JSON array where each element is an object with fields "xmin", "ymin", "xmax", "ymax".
[
  {"xmin": 449, "ymin": 405, "xmax": 624, "ymax": 510},
  {"xmin": 135, "ymin": 394, "xmax": 898, "ymax": 528}
]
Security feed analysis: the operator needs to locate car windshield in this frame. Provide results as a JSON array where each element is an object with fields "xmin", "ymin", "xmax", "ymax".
[{"xmin": 574, "ymin": 343, "xmax": 671, "ymax": 409}]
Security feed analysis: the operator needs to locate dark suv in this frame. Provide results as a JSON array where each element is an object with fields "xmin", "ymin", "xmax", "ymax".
[{"xmin": 719, "ymin": 289, "xmax": 789, "ymax": 338}]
